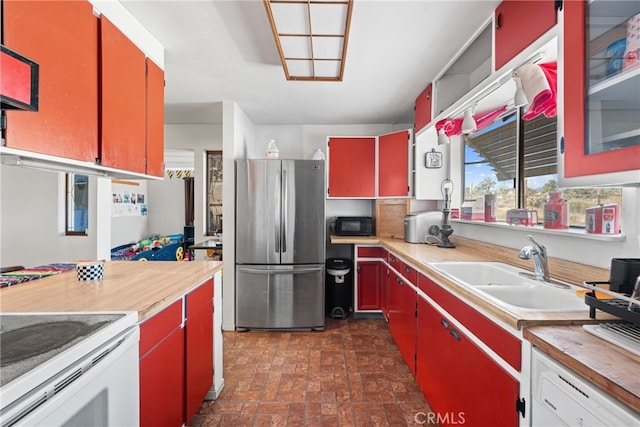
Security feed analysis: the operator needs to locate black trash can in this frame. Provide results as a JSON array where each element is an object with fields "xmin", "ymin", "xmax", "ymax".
[{"xmin": 325, "ymin": 258, "xmax": 353, "ymax": 319}]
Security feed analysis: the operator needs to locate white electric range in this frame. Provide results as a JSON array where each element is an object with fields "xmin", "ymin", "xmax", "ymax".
[{"xmin": 0, "ymin": 311, "xmax": 139, "ymax": 427}]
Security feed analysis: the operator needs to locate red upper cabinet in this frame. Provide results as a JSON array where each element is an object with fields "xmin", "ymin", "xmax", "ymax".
[
  {"xmin": 100, "ymin": 16, "xmax": 147, "ymax": 174},
  {"xmin": 562, "ymin": 0, "xmax": 640, "ymax": 183},
  {"xmin": 3, "ymin": 0, "xmax": 99, "ymax": 162},
  {"xmin": 327, "ymin": 137, "xmax": 376, "ymax": 197},
  {"xmin": 494, "ymin": 0, "xmax": 557, "ymax": 70},
  {"xmin": 146, "ymin": 58, "xmax": 165, "ymax": 177},
  {"xmin": 414, "ymin": 84, "xmax": 433, "ymax": 133},
  {"xmin": 378, "ymin": 130, "xmax": 411, "ymax": 197}
]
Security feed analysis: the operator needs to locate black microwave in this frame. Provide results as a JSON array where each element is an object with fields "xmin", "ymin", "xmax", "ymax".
[{"xmin": 334, "ymin": 217, "xmax": 373, "ymax": 236}]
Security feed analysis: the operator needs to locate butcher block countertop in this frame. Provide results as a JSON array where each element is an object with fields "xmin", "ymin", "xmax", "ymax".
[
  {"xmin": 525, "ymin": 325, "xmax": 640, "ymax": 414},
  {"xmin": 0, "ymin": 261, "xmax": 223, "ymax": 322},
  {"xmin": 331, "ymin": 234, "xmax": 616, "ymax": 329}
]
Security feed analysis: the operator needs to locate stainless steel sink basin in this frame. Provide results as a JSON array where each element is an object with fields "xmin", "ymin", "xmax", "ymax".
[{"xmin": 427, "ymin": 261, "xmax": 587, "ymax": 312}]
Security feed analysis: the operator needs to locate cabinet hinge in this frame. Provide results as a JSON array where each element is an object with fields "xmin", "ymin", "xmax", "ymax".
[
  {"xmin": 554, "ymin": 1, "xmax": 562, "ymax": 12},
  {"xmin": 516, "ymin": 397, "xmax": 526, "ymax": 418},
  {"xmin": 414, "ymin": 309, "xmax": 418, "ymax": 318}
]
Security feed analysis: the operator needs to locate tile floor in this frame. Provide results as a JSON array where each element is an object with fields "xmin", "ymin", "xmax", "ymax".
[{"xmin": 190, "ymin": 317, "xmax": 437, "ymax": 426}]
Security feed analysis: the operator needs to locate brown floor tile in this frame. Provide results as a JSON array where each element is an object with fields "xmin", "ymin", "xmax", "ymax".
[{"xmin": 191, "ymin": 317, "xmax": 436, "ymax": 426}]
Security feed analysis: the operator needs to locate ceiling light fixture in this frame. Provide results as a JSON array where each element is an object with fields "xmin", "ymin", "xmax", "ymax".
[
  {"xmin": 461, "ymin": 106, "xmax": 477, "ymax": 134},
  {"xmin": 263, "ymin": 0, "xmax": 353, "ymax": 81},
  {"xmin": 437, "ymin": 127, "xmax": 450, "ymax": 145}
]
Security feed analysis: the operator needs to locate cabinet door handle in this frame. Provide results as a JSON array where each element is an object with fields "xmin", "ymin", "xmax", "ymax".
[
  {"xmin": 450, "ymin": 329, "xmax": 461, "ymax": 341},
  {"xmin": 357, "ymin": 266, "xmax": 360, "ymax": 273},
  {"xmin": 404, "ymin": 266, "xmax": 411, "ymax": 273},
  {"xmin": 440, "ymin": 318, "xmax": 449, "ymax": 329},
  {"xmin": 391, "ymin": 257, "xmax": 397, "ymax": 262},
  {"xmin": 495, "ymin": 12, "xmax": 502, "ymax": 30}
]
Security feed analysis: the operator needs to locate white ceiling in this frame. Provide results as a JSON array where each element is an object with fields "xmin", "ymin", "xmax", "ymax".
[{"xmin": 120, "ymin": 0, "xmax": 501, "ymax": 126}]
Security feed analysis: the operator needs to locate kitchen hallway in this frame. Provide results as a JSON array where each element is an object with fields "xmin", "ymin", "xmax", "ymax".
[{"xmin": 190, "ymin": 317, "xmax": 438, "ymax": 426}]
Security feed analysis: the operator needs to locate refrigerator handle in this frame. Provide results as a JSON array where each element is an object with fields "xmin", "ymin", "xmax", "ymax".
[
  {"xmin": 282, "ymin": 169, "xmax": 288, "ymax": 253},
  {"xmin": 275, "ymin": 169, "xmax": 281, "ymax": 253},
  {"xmin": 238, "ymin": 266, "xmax": 323, "ymax": 275}
]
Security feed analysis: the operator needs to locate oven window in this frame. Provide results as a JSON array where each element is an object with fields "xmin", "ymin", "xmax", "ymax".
[{"xmin": 62, "ymin": 389, "xmax": 107, "ymax": 426}]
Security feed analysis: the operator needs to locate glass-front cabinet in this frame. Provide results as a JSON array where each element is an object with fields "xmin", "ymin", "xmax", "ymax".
[{"xmin": 562, "ymin": 0, "xmax": 640, "ymax": 185}]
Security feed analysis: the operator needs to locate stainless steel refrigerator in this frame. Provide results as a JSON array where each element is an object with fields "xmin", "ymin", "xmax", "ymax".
[{"xmin": 235, "ymin": 159, "xmax": 326, "ymax": 330}]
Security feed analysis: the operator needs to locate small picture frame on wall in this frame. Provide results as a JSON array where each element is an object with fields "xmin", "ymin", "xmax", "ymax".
[{"xmin": 425, "ymin": 149, "xmax": 442, "ymax": 169}]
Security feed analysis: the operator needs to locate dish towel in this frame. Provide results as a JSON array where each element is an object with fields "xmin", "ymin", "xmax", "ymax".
[
  {"xmin": 514, "ymin": 61, "xmax": 557, "ymax": 120},
  {"xmin": 435, "ymin": 106, "xmax": 508, "ymax": 137}
]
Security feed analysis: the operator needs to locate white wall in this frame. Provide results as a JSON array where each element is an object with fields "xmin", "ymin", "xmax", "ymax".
[
  {"xmin": 153, "ymin": 124, "xmax": 223, "ymax": 241},
  {"xmin": 221, "ymin": 101, "xmax": 255, "ymax": 330},
  {"xmin": 110, "ymin": 180, "xmax": 149, "ymax": 247},
  {"xmin": 147, "ymin": 170, "xmax": 186, "ymax": 237},
  {"xmin": 0, "ymin": 165, "xmax": 98, "ymax": 267}
]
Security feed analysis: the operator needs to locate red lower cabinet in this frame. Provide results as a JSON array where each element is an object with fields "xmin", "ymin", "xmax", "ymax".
[
  {"xmin": 139, "ymin": 279, "xmax": 214, "ymax": 427},
  {"xmin": 185, "ymin": 280, "xmax": 214, "ymax": 424},
  {"xmin": 416, "ymin": 296, "xmax": 519, "ymax": 426},
  {"xmin": 139, "ymin": 301, "xmax": 185, "ymax": 427},
  {"xmin": 388, "ymin": 271, "xmax": 417, "ymax": 373},
  {"xmin": 357, "ymin": 261, "xmax": 381, "ymax": 310}
]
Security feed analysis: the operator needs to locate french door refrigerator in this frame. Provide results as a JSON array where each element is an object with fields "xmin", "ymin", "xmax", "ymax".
[{"xmin": 235, "ymin": 159, "xmax": 326, "ymax": 330}]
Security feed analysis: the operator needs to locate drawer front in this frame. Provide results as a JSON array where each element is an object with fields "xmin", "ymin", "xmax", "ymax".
[
  {"xmin": 418, "ymin": 273, "xmax": 521, "ymax": 371},
  {"xmin": 186, "ymin": 279, "xmax": 213, "ymax": 318},
  {"xmin": 357, "ymin": 246, "xmax": 387, "ymax": 258},
  {"xmin": 400, "ymin": 262, "xmax": 417, "ymax": 284},
  {"xmin": 139, "ymin": 299, "xmax": 183, "ymax": 358},
  {"xmin": 388, "ymin": 252, "xmax": 402, "ymax": 273}
]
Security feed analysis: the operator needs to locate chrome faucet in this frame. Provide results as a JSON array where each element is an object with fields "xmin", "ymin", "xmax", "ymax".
[{"xmin": 518, "ymin": 235, "xmax": 550, "ymax": 282}]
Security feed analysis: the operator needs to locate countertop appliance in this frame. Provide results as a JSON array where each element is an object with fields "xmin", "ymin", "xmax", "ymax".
[
  {"xmin": 235, "ymin": 159, "xmax": 325, "ymax": 330},
  {"xmin": 531, "ymin": 348, "xmax": 639, "ymax": 426},
  {"xmin": 0, "ymin": 311, "xmax": 139, "ymax": 426},
  {"xmin": 404, "ymin": 211, "xmax": 442, "ymax": 243},
  {"xmin": 334, "ymin": 216, "xmax": 373, "ymax": 236}
]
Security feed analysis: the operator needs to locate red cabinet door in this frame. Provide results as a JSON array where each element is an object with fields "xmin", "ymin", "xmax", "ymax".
[
  {"xmin": 563, "ymin": 0, "xmax": 640, "ymax": 177},
  {"xmin": 494, "ymin": 0, "xmax": 557, "ymax": 70},
  {"xmin": 356, "ymin": 261, "xmax": 381, "ymax": 310},
  {"xmin": 100, "ymin": 16, "xmax": 147, "ymax": 173},
  {"xmin": 417, "ymin": 273, "xmax": 521, "ymax": 371},
  {"xmin": 414, "ymin": 84, "xmax": 432, "ymax": 133},
  {"xmin": 388, "ymin": 271, "xmax": 416, "ymax": 373},
  {"xmin": 380, "ymin": 264, "xmax": 389, "ymax": 320},
  {"xmin": 146, "ymin": 58, "xmax": 165, "ymax": 177},
  {"xmin": 139, "ymin": 301, "xmax": 185, "ymax": 427},
  {"xmin": 378, "ymin": 130, "xmax": 410, "ymax": 197},
  {"xmin": 3, "ymin": 0, "xmax": 98, "ymax": 162},
  {"xmin": 185, "ymin": 280, "xmax": 214, "ymax": 424},
  {"xmin": 328, "ymin": 137, "xmax": 376, "ymax": 197},
  {"xmin": 416, "ymin": 296, "xmax": 519, "ymax": 427}
]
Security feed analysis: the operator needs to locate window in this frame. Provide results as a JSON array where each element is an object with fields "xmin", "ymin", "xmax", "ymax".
[
  {"xmin": 206, "ymin": 151, "xmax": 223, "ymax": 235},
  {"xmin": 65, "ymin": 173, "xmax": 88, "ymax": 235},
  {"xmin": 464, "ymin": 109, "xmax": 622, "ymax": 229}
]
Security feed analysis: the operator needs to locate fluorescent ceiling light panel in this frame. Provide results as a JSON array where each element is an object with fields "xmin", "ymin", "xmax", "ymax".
[
  {"xmin": 314, "ymin": 60, "xmax": 341, "ymax": 78},
  {"xmin": 280, "ymin": 36, "xmax": 312, "ymax": 58},
  {"xmin": 286, "ymin": 59, "xmax": 313, "ymax": 76},
  {"xmin": 313, "ymin": 37, "xmax": 343, "ymax": 59},
  {"xmin": 264, "ymin": 0, "xmax": 353, "ymax": 81}
]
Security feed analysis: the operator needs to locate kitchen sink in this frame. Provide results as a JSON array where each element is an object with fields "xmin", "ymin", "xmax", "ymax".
[{"xmin": 427, "ymin": 261, "xmax": 587, "ymax": 312}]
